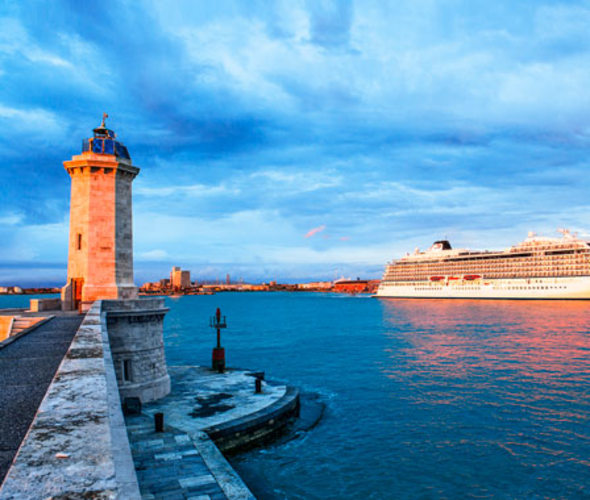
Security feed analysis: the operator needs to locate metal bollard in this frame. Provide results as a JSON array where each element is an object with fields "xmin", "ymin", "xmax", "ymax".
[
  {"xmin": 255, "ymin": 377, "xmax": 262, "ymax": 394},
  {"xmin": 155, "ymin": 412, "xmax": 164, "ymax": 432}
]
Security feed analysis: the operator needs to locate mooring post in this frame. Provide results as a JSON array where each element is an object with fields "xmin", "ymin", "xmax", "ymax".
[
  {"xmin": 154, "ymin": 412, "xmax": 164, "ymax": 432},
  {"xmin": 210, "ymin": 307, "xmax": 227, "ymax": 373}
]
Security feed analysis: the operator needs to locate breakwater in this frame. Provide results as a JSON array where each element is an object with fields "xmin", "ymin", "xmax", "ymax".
[
  {"xmin": 0, "ymin": 295, "xmax": 300, "ymax": 499},
  {"xmin": 0, "ymin": 301, "xmax": 141, "ymax": 498}
]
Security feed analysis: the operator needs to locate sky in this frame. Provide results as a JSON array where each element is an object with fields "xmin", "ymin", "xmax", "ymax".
[{"xmin": 1, "ymin": 0, "xmax": 590, "ymax": 286}]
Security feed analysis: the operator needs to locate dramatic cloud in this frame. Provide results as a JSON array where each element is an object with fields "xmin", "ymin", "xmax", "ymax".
[{"xmin": 0, "ymin": 0, "xmax": 589, "ymax": 284}]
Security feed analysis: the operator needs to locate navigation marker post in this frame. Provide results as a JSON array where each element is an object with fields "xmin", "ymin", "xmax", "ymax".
[{"xmin": 209, "ymin": 308, "xmax": 227, "ymax": 373}]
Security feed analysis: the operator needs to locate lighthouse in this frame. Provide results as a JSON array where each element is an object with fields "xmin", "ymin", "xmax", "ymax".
[
  {"xmin": 61, "ymin": 114, "xmax": 139, "ymax": 311},
  {"xmin": 60, "ymin": 115, "xmax": 170, "ymax": 403}
]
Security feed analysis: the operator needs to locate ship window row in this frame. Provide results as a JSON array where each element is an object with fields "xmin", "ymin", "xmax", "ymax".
[
  {"xmin": 383, "ymin": 279, "xmax": 571, "ymax": 288},
  {"xmin": 386, "ymin": 267, "xmax": 590, "ymax": 275},
  {"xmin": 385, "ymin": 263, "xmax": 590, "ymax": 280},
  {"xmin": 392, "ymin": 284, "xmax": 568, "ymax": 290},
  {"xmin": 396, "ymin": 250, "xmax": 589, "ymax": 266},
  {"xmin": 386, "ymin": 275, "xmax": 589, "ymax": 282},
  {"xmin": 386, "ymin": 270, "xmax": 589, "ymax": 276},
  {"xmin": 499, "ymin": 285, "xmax": 566, "ymax": 290},
  {"xmin": 391, "ymin": 260, "xmax": 590, "ymax": 267},
  {"xmin": 388, "ymin": 262, "xmax": 590, "ymax": 271},
  {"xmin": 395, "ymin": 258, "xmax": 589, "ymax": 269}
]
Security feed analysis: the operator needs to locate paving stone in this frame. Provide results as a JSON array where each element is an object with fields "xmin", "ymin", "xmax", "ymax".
[
  {"xmin": 124, "ymin": 366, "xmax": 287, "ymax": 500},
  {"xmin": 126, "ymin": 416, "xmax": 228, "ymax": 500},
  {"xmin": 179, "ymin": 475, "xmax": 216, "ymax": 489},
  {"xmin": 158, "ymin": 491, "xmax": 184, "ymax": 499}
]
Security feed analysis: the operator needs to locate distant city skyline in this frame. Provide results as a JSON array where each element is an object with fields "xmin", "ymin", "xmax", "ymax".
[{"xmin": 1, "ymin": 1, "xmax": 589, "ymax": 286}]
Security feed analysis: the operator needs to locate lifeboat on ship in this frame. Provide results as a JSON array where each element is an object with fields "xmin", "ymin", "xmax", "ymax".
[
  {"xmin": 448, "ymin": 276, "xmax": 460, "ymax": 280},
  {"xmin": 463, "ymin": 274, "xmax": 481, "ymax": 281},
  {"xmin": 430, "ymin": 276, "xmax": 445, "ymax": 282}
]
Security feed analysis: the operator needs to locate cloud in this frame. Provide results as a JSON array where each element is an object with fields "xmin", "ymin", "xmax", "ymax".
[
  {"xmin": 305, "ymin": 225, "xmax": 326, "ymax": 238},
  {"xmin": 138, "ymin": 249, "xmax": 169, "ymax": 260},
  {"xmin": 1, "ymin": 1, "xmax": 590, "ymax": 284},
  {"xmin": 135, "ymin": 183, "xmax": 238, "ymax": 198},
  {"xmin": 0, "ymin": 105, "xmax": 61, "ymax": 135},
  {"xmin": 0, "ymin": 213, "xmax": 23, "ymax": 226},
  {"xmin": 307, "ymin": 0, "xmax": 354, "ymax": 48}
]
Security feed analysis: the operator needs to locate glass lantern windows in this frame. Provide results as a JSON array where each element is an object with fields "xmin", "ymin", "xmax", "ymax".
[{"xmin": 81, "ymin": 137, "xmax": 131, "ymax": 159}]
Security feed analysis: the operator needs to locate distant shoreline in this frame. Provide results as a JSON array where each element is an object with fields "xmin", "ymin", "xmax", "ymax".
[
  {"xmin": 139, "ymin": 288, "xmax": 376, "ymax": 296},
  {"xmin": 0, "ymin": 288, "xmax": 60, "ymax": 296}
]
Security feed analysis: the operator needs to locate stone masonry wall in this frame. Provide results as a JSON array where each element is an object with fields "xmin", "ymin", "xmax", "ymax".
[
  {"xmin": 0, "ymin": 301, "xmax": 141, "ymax": 500},
  {"xmin": 115, "ymin": 169, "xmax": 135, "ymax": 288},
  {"xmin": 103, "ymin": 298, "xmax": 171, "ymax": 403},
  {"xmin": 62, "ymin": 154, "xmax": 139, "ymax": 308},
  {"xmin": 64, "ymin": 164, "xmax": 91, "ymax": 284}
]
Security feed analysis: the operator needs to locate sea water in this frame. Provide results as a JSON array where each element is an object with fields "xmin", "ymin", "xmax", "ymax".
[
  {"xmin": 3, "ymin": 292, "xmax": 588, "ymax": 498},
  {"xmin": 162, "ymin": 292, "xmax": 590, "ymax": 499}
]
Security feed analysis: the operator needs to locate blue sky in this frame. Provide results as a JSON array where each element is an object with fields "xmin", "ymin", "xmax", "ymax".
[{"xmin": 1, "ymin": 0, "xmax": 589, "ymax": 285}]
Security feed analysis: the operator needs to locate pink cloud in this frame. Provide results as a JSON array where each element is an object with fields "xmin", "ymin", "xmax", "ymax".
[{"xmin": 304, "ymin": 225, "xmax": 326, "ymax": 238}]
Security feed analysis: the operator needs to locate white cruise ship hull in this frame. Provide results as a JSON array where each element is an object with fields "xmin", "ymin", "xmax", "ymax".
[{"xmin": 376, "ymin": 276, "xmax": 590, "ymax": 300}]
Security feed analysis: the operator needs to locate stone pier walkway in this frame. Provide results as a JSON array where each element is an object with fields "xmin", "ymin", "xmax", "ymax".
[
  {"xmin": 127, "ymin": 415, "xmax": 230, "ymax": 500},
  {"xmin": 126, "ymin": 366, "xmax": 299, "ymax": 499},
  {"xmin": 0, "ymin": 314, "xmax": 82, "ymax": 482}
]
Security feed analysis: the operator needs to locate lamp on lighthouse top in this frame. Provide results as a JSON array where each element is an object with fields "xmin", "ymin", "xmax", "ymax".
[{"xmin": 81, "ymin": 113, "xmax": 131, "ymax": 159}]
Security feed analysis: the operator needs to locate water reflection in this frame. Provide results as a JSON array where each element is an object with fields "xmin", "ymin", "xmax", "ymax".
[
  {"xmin": 379, "ymin": 299, "xmax": 590, "ymax": 381},
  {"xmin": 376, "ymin": 298, "xmax": 590, "ymax": 495}
]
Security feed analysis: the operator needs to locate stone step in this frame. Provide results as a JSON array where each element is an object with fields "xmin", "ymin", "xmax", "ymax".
[{"xmin": 10, "ymin": 317, "xmax": 45, "ymax": 336}]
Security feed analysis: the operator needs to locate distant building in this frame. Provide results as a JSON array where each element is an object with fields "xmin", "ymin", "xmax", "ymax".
[
  {"xmin": 333, "ymin": 279, "xmax": 380, "ymax": 294},
  {"xmin": 170, "ymin": 266, "xmax": 179, "ymax": 283},
  {"xmin": 139, "ymin": 282, "xmax": 161, "ymax": 292},
  {"xmin": 171, "ymin": 267, "xmax": 191, "ymax": 289},
  {"xmin": 298, "ymin": 281, "xmax": 333, "ymax": 290}
]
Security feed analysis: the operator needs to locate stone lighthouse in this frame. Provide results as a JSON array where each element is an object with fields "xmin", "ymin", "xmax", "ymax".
[
  {"xmin": 60, "ymin": 115, "xmax": 170, "ymax": 402},
  {"xmin": 61, "ymin": 114, "xmax": 138, "ymax": 311}
]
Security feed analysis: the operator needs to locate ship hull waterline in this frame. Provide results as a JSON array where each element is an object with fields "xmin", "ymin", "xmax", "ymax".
[{"xmin": 376, "ymin": 276, "xmax": 590, "ymax": 300}]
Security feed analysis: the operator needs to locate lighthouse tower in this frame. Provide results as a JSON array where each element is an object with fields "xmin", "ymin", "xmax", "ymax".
[{"xmin": 61, "ymin": 114, "xmax": 139, "ymax": 311}]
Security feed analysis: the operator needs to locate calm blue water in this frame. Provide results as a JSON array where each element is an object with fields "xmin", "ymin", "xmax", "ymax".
[
  {"xmin": 0, "ymin": 294, "xmax": 59, "ymax": 309},
  {"xmin": 3, "ymin": 292, "xmax": 588, "ymax": 498},
  {"xmin": 162, "ymin": 292, "xmax": 590, "ymax": 499}
]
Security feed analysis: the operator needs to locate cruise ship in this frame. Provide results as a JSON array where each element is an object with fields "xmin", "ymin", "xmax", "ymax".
[{"xmin": 376, "ymin": 230, "xmax": 590, "ymax": 299}]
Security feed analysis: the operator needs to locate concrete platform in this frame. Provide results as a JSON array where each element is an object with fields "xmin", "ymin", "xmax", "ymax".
[{"xmin": 126, "ymin": 366, "xmax": 300, "ymax": 499}]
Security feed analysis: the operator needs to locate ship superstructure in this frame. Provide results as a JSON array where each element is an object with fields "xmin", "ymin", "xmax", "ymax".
[{"xmin": 376, "ymin": 230, "xmax": 590, "ymax": 299}]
